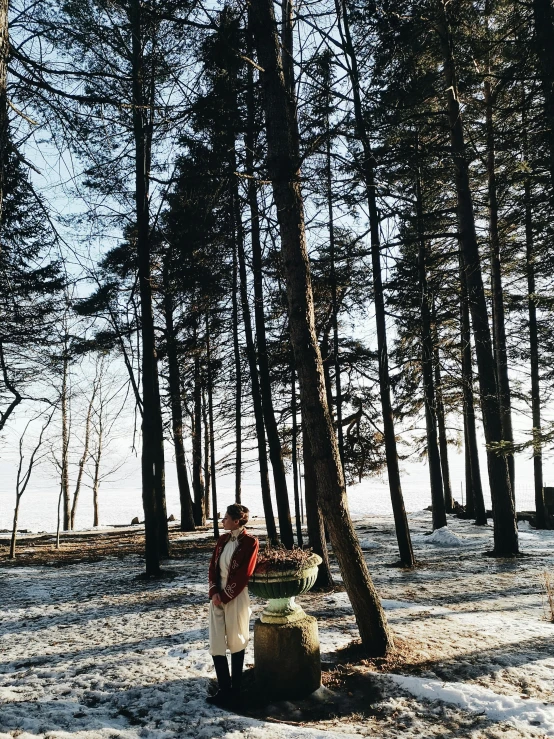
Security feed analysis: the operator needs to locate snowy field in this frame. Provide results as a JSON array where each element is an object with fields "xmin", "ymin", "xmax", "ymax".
[
  {"xmin": 1, "ymin": 512, "xmax": 554, "ymax": 738},
  {"xmin": 0, "ymin": 440, "xmax": 547, "ymax": 533}
]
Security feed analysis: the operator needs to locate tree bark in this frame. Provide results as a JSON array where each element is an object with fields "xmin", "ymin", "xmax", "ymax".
[
  {"xmin": 10, "ymin": 496, "xmax": 20, "ymax": 559},
  {"xmin": 431, "ymin": 300, "xmax": 454, "ymax": 512},
  {"xmin": 206, "ymin": 314, "xmax": 219, "ymax": 539},
  {"xmin": 130, "ymin": 0, "xmax": 168, "ymax": 571},
  {"xmin": 192, "ymin": 339, "xmax": 205, "ymax": 526},
  {"xmin": 464, "ymin": 423, "xmax": 474, "ymax": 516},
  {"xmin": 70, "ymin": 380, "xmax": 96, "ymax": 530},
  {"xmin": 291, "ymin": 368, "xmax": 303, "ymax": 546},
  {"xmin": 523, "ymin": 125, "xmax": 547, "ymax": 528},
  {"xmin": 437, "ymin": 0, "xmax": 517, "ymax": 554},
  {"xmin": 459, "ymin": 251, "xmax": 487, "ymax": 525},
  {"xmin": 326, "ymin": 106, "xmax": 345, "ymax": 471},
  {"xmin": 251, "ymin": 0, "xmax": 393, "ymax": 655},
  {"xmin": 202, "ymin": 384, "xmax": 211, "ymax": 521},
  {"xmin": 336, "ymin": 0, "xmax": 414, "ymax": 567},
  {"xmin": 244, "ymin": 42, "xmax": 293, "ymax": 548},
  {"xmin": 231, "ymin": 222, "xmax": 242, "ymax": 505},
  {"xmin": 163, "ymin": 263, "xmax": 195, "ymax": 532},
  {"xmin": 61, "ymin": 350, "xmax": 71, "ymax": 532},
  {"xmin": 0, "ymin": 0, "xmax": 8, "ymax": 226},
  {"xmin": 235, "ymin": 182, "xmax": 278, "ymax": 544},
  {"xmin": 302, "ymin": 422, "xmax": 333, "ymax": 589},
  {"xmin": 92, "ymin": 419, "xmax": 102, "ymax": 528},
  {"xmin": 434, "ymin": 350, "xmax": 454, "ymax": 513},
  {"xmin": 532, "ymin": 0, "xmax": 554, "ymax": 195},
  {"xmin": 484, "ymin": 78, "xmax": 515, "ymax": 499},
  {"xmin": 415, "ymin": 161, "xmax": 446, "ymax": 530}
]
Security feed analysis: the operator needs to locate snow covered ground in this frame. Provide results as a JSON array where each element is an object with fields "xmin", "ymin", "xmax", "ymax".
[{"xmin": 1, "ymin": 511, "xmax": 553, "ymax": 738}]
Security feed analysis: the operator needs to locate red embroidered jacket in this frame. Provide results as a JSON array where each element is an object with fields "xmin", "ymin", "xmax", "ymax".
[{"xmin": 208, "ymin": 530, "xmax": 259, "ymax": 605}]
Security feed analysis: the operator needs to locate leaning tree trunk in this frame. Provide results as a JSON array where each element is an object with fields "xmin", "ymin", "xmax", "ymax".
[
  {"xmin": 437, "ymin": 1, "xmax": 517, "ymax": 555},
  {"xmin": 0, "ymin": 0, "xmax": 8, "ymax": 226},
  {"xmin": 459, "ymin": 251, "xmax": 487, "ymax": 525},
  {"xmin": 484, "ymin": 78, "xmax": 515, "ymax": 499},
  {"xmin": 336, "ymin": 0, "xmax": 414, "ymax": 567},
  {"xmin": 415, "ymin": 161, "xmax": 446, "ymax": 530},
  {"xmin": 163, "ymin": 264, "xmax": 195, "ymax": 532},
  {"xmin": 302, "ymin": 422, "xmax": 333, "ymax": 589},
  {"xmin": 251, "ymin": 0, "xmax": 393, "ymax": 655}
]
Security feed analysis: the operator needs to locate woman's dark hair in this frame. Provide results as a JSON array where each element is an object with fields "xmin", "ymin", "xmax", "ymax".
[{"xmin": 226, "ymin": 504, "xmax": 249, "ymax": 526}]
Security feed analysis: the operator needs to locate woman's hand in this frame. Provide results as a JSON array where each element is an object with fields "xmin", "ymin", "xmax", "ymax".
[{"xmin": 211, "ymin": 593, "xmax": 222, "ymax": 607}]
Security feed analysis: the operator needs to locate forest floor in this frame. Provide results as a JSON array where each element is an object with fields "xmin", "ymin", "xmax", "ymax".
[{"xmin": 1, "ymin": 511, "xmax": 554, "ymax": 739}]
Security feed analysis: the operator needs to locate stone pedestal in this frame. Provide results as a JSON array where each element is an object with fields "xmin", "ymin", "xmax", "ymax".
[{"xmin": 253, "ymin": 615, "xmax": 321, "ymax": 700}]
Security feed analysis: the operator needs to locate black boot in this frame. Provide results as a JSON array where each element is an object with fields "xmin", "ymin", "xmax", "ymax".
[
  {"xmin": 231, "ymin": 649, "xmax": 245, "ymax": 699},
  {"xmin": 206, "ymin": 655, "xmax": 231, "ymax": 706}
]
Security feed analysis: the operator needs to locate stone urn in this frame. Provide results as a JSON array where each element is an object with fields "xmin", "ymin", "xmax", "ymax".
[
  {"xmin": 249, "ymin": 552, "xmax": 322, "ymax": 624},
  {"xmin": 249, "ymin": 553, "xmax": 323, "ymax": 699}
]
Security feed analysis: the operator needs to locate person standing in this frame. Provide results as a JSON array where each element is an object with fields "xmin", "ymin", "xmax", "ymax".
[{"xmin": 207, "ymin": 504, "xmax": 259, "ymax": 706}]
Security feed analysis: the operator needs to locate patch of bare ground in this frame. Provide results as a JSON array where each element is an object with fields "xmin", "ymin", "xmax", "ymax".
[{"xmin": 0, "ymin": 524, "xmax": 216, "ymax": 566}]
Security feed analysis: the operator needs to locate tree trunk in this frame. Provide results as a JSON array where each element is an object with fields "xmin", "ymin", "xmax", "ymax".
[
  {"xmin": 131, "ymin": 0, "xmax": 168, "ymax": 572},
  {"xmin": 251, "ymin": 0, "xmax": 393, "ymax": 655},
  {"xmin": 291, "ymin": 368, "xmax": 303, "ymax": 547},
  {"xmin": 0, "ymin": 0, "xmax": 8, "ymax": 226},
  {"xmin": 192, "ymin": 341, "xmax": 205, "ymax": 526},
  {"xmin": 302, "ymin": 422, "xmax": 333, "ymax": 589},
  {"xmin": 336, "ymin": 0, "xmax": 414, "ymax": 567},
  {"xmin": 434, "ymin": 353, "xmax": 454, "ymax": 513},
  {"xmin": 70, "ymin": 381, "xmax": 96, "ymax": 530},
  {"xmin": 244, "ymin": 45, "xmax": 292, "ymax": 547},
  {"xmin": 523, "ymin": 128, "xmax": 547, "ymax": 528},
  {"xmin": 163, "ymin": 264, "xmax": 195, "ymax": 532},
  {"xmin": 231, "ymin": 224, "xmax": 242, "ymax": 505},
  {"xmin": 235, "ymin": 183, "xmax": 278, "ymax": 544},
  {"xmin": 9, "ymin": 495, "xmax": 20, "ymax": 560},
  {"xmin": 326, "ymin": 110, "xmax": 345, "ymax": 471},
  {"xmin": 92, "ymin": 419, "xmax": 102, "ymax": 528},
  {"xmin": 532, "ymin": 0, "xmax": 554, "ymax": 195},
  {"xmin": 459, "ymin": 251, "xmax": 487, "ymax": 525},
  {"xmin": 202, "ymin": 384, "xmax": 211, "ymax": 521},
  {"xmin": 437, "ymin": 0, "xmax": 517, "ymax": 554},
  {"xmin": 484, "ymin": 78, "xmax": 515, "ymax": 499},
  {"xmin": 415, "ymin": 161, "xmax": 446, "ymax": 530},
  {"xmin": 464, "ymin": 423, "xmax": 474, "ymax": 517},
  {"xmin": 206, "ymin": 314, "xmax": 219, "ymax": 539},
  {"xmin": 431, "ymin": 300, "xmax": 454, "ymax": 512},
  {"xmin": 61, "ymin": 351, "xmax": 71, "ymax": 532}
]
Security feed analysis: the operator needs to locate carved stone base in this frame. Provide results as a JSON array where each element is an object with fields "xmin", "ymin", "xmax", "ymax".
[{"xmin": 260, "ymin": 596, "xmax": 306, "ymax": 624}]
